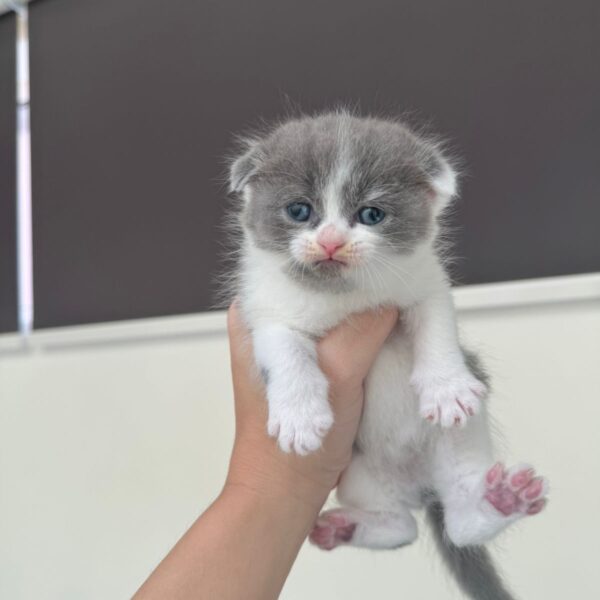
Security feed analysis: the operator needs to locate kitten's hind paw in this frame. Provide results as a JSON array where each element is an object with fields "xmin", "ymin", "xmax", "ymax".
[
  {"xmin": 484, "ymin": 462, "xmax": 548, "ymax": 517},
  {"xmin": 443, "ymin": 462, "xmax": 548, "ymax": 546},
  {"xmin": 309, "ymin": 510, "xmax": 356, "ymax": 551},
  {"xmin": 413, "ymin": 370, "xmax": 487, "ymax": 428}
]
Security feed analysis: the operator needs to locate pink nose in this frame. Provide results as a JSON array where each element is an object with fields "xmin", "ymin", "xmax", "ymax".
[
  {"xmin": 317, "ymin": 225, "xmax": 347, "ymax": 257},
  {"xmin": 319, "ymin": 240, "xmax": 345, "ymax": 257}
]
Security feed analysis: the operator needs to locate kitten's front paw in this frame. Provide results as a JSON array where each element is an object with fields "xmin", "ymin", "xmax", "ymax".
[
  {"xmin": 412, "ymin": 369, "xmax": 487, "ymax": 428},
  {"xmin": 268, "ymin": 401, "xmax": 334, "ymax": 455},
  {"xmin": 267, "ymin": 374, "xmax": 333, "ymax": 455}
]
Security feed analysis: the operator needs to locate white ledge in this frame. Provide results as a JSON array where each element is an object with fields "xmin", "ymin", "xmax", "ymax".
[
  {"xmin": 453, "ymin": 272, "xmax": 600, "ymax": 312},
  {"xmin": 1, "ymin": 272, "xmax": 598, "ymax": 354}
]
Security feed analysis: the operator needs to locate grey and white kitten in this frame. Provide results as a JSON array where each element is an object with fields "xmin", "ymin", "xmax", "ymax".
[{"xmin": 228, "ymin": 111, "xmax": 547, "ymax": 600}]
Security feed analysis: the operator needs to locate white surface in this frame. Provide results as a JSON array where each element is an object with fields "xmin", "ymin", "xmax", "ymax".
[
  {"xmin": 453, "ymin": 272, "xmax": 600, "ymax": 311},
  {"xmin": 1, "ymin": 278, "xmax": 599, "ymax": 599},
  {"xmin": 2, "ymin": 273, "xmax": 599, "ymax": 352}
]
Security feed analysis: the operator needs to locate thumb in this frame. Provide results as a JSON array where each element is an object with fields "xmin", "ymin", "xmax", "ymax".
[{"xmin": 318, "ymin": 307, "xmax": 399, "ymax": 387}]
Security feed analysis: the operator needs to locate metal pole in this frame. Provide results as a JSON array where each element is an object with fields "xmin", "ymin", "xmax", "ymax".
[{"xmin": 14, "ymin": 1, "xmax": 34, "ymax": 336}]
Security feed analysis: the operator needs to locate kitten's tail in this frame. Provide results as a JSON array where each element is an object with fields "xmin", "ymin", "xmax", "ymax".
[{"xmin": 425, "ymin": 501, "xmax": 516, "ymax": 600}]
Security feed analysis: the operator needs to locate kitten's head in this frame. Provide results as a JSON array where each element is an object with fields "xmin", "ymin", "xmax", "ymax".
[{"xmin": 229, "ymin": 111, "xmax": 456, "ymax": 291}]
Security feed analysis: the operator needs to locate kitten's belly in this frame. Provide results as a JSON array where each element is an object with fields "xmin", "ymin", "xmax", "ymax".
[{"xmin": 358, "ymin": 329, "xmax": 437, "ymax": 471}]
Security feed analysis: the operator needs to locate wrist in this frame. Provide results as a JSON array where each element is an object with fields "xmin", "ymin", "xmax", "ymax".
[
  {"xmin": 213, "ymin": 469, "xmax": 322, "ymax": 600},
  {"xmin": 219, "ymin": 474, "xmax": 325, "ymax": 552},
  {"xmin": 226, "ymin": 440, "xmax": 332, "ymax": 516}
]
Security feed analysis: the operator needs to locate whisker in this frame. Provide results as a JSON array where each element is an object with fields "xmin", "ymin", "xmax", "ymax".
[{"xmin": 370, "ymin": 254, "xmax": 417, "ymax": 303}]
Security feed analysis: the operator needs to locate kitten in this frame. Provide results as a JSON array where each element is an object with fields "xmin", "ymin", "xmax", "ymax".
[{"xmin": 228, "ymin": 111, "xmax": 548, "ymax": 600}]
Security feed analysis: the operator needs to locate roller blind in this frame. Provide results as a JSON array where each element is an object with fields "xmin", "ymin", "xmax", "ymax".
[
  {"xmin": 29, "ymin": 0, "xmax": 600, "ymax": 328},
  {"xmin": 0, "ymin": 12, "xmax": 17, "ymax": 333}
]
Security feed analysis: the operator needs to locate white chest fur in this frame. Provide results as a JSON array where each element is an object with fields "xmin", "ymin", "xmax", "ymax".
[{"xmin": 239, "ymin": 242, "xmax": 440, "ymax": 336}]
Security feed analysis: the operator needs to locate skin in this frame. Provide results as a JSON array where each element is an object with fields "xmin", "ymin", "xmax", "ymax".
[{"xmin": 133, "ymin": 303, "xmax": 398, "ymax": 600}]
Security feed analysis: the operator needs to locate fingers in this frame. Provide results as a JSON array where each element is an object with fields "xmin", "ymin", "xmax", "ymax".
[
  {"xmin": 227, "ymin": 302, "xmax": 263, "ymax": 399},
  {"xmin": 318, "ymin": 307, "xmax": 399, "ymax": 384},
  {"xmin": 230, "ymin": 302, "xmax": 398, "ymax": 382},
  {"xmin": 227, "ymin": 301, "xmax": 253, "ymax": 368},
  {"xmin": 226, "ymin": 300, "xmax": 244, "ymax": 345},
  {"xmin": 230, "ymin": 301, "xmax": 398, "ymax": 396}
]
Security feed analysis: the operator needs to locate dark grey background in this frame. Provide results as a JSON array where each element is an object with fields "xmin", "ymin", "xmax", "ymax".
[
  {"xmin": 0, "ymin": 12, "xmax": 17, "ymax": 333},
  {"xmin": 29, "ymin": 0, "xmax": 600, "ymax": 328}
]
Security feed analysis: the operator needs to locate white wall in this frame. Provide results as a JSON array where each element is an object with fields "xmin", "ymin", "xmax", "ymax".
[{"xmin": 1, "ymin": 275, "xmax": 599, "ymax": 600}]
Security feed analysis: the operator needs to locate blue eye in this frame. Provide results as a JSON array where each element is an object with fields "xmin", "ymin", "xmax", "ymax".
[
  {"xmin": 357, "ymin": 206, "xmax": 385, "ymax": 226},
  {"xmin": 287, "ymin": 202, "xmax": 312, "ymax": 222}
]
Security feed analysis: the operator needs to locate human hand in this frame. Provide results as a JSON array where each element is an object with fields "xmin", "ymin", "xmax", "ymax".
[{"xmin": 224, "ymin": 302, "xmax": 398, "ymax": 511}]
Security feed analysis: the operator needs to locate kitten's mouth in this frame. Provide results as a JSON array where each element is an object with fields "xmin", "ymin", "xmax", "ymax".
[{"xmin": 314, "ymin": 258, "xmax": 348, "ymax": 267}]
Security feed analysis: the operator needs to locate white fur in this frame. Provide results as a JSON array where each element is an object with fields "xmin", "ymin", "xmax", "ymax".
[
  {"xmin": 431, "ymin": 159, "xmax": 458, "ymax": 212},
  {"xmin": 322, "ymin": 157, "xmax": 353, "ymax": 222},
  {"xmin": 238, "ymin": 182, "xmax": 535, "ymax": 549},
  {"xmin": 253, "ymin": 323, "xmax": 333, "ymax": 454}
]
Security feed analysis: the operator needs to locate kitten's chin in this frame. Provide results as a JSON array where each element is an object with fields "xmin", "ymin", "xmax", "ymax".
[
  {"xmin": 309, "ymin": 257, "xmax": 354, "ymax": 276},
  {"xmin": 314, "ymin": 258, "xmax": 349, "ymax": 269},
  {"xmin": 285, "ymin": 258, "xmax": 353, "ymax": 292}
]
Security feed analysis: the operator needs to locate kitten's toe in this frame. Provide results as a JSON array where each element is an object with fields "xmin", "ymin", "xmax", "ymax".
[
  {"xmin": 309, "ymin": 510, "xmax": 356, "ymax": 550},
  {"xmin": 266, "ymin": 369, "xmax": 332, "ymax": 454},
  {"xmin": 414, "ymin": 371, "xmax": 485, "ymax": 428},
  {"xmin": 269, "ymin": 404, "xmax": 334, "ymax": 455},
  {"xmin": 266, "ymin": 417, "xmax": 280, "ymax": 439},
  {"xmin": 484, "ymin": 462, "xmax": 549, "ymax": 517},
  {"xmin": 291, "ymin": 425, "xmax": 326, "ymax": 455}
]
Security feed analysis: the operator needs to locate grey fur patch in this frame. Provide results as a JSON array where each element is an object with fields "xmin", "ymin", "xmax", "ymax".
[
  {"xmin": 463, "ymin": 348, "xmax": 492, "ymax": 389},
  {"xmin": 426, "ymin": 501, "xmax": 516, "ymax": 600},
  {"xmin": 260, "ymin": 367, "xmax": 270, "ymax": 385},
  {"xmin": 229, "ymin": 111, "xmax": 455, "ymax": 289}
]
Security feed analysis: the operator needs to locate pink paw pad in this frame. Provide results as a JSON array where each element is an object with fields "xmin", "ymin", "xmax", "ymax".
[
  {"xmin": 484, "ymin": 462, "xmax": 548, "ymax": 517},
  {"xmin": 309, "ymin": 511, "xmax": 356, "ymax": 551}
]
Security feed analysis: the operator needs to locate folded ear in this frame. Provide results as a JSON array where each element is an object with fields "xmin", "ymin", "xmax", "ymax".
[
  {"xmin": 229, "ymin": 141, "xmax": 261, "ymax": 194},
  {"xmin": 428, "ymin": 158, "xmax": 458, "ymax": 214}
]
